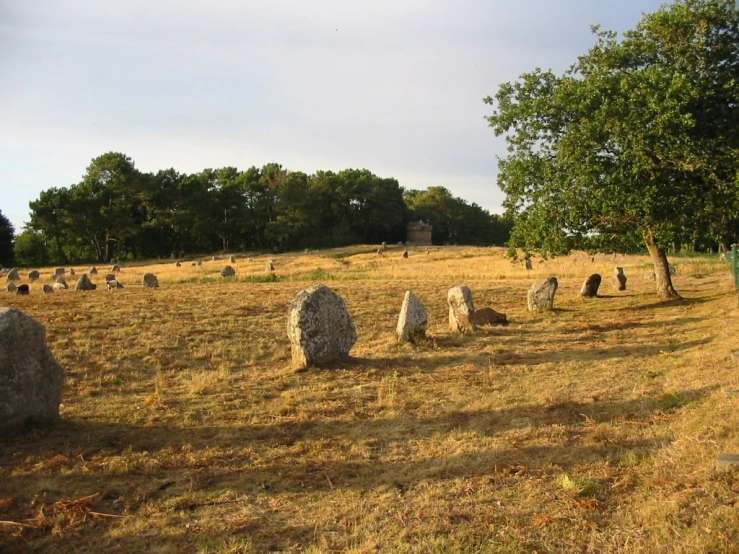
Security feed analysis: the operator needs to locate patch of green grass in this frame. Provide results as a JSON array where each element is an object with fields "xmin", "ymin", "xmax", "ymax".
[
  {"xmin": 559, "ymin": 473, "xmax": 598, "ymax": 497},
  {"xmin": 240, "ymin": 273, "xmax": 281, "ymax": 283},
  {"xmin": 658, "ymin": 393, "xmax": 685, "ymax": 411}
]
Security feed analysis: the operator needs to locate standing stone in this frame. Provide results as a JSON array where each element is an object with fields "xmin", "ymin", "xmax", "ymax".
[
  {"xmin": 197, "ymin": 259, "xmax": 202, "ymax": 266},
  {"xmin": 580, "ymin": 274, "xmax": 602, "ymax": 298},
  {"xmin": 89, "ymin": 267, "xmax": 98, "ymax": 275},
  {"xmin": 525, "ymin": 258, "xmax": 533, "ymax": 270},
  {"xmin": 111, "ymin": 264, "xmax": 121, "ymax": 272},
  {"xmin": 28, "ymin": 270, "xmax": 40, "ymax": 281},
  {"xmin": 43, "ymin": 284, "xmax": 53, "ymax": 294},
  {"xmin": 230, "ymin": 255, "xmax": 236, "ymax": 263},
  {"xmin": 265, "ymin": 261, "xmax": 275, "ymax": 272},
  {"xmin": 527, "ymin": 277, "xmax": 558, "ymax": 311},
  {"xmin": 644, "ymin": 272, "xmax": 656, "ymax": 281},
  {"xmin": 6, "ymin": 282, "xmax": 17, "ymax": 293},
  {"xmin": 142, "ymin": 273, "xmax": 159, "ymax": 288},
  {"xmin": 6, "ymin": 268, "xmax": 19, "ymax": 281},
  {"xmin": 376, "ymin": 249, "xmax": 383, "ymax": 255},
  {"xmin": 448, "ymin": 285, "xmax": 476, "ymax": 333},
  {"xmin": 613, "ymin": 267, "xmax": 627, "ymax": 291},
  {"xmin": 425, "ymin": 248, "xmax": 430, "ymax": 255},
  {"xmin": 175, "ymin": 261, "xmax": 181, "ymax": 267},
  {"xmin": 74, "ymin": 274, "xmax": 95, "ymax": 291},
  {"xmin": 220, "ymin": 265, "xmax": 236, "ymax": 277},
  {"xmin": 104, "ymin": 273, "xmax": 116, "ymax": 282},
  {"xmin": 55, "ymin": 276, "xmax": 68, "ymax": 289},
  {"xmin": 212, "ymin": 256, "xmax": 218, "ymax": 261},
  {"xmin": 402, "ymin": 250, "xmax": 409, "ymax": 259},
  {"xmin": 396, "ymin": 291, "xmax": 428, "ymax": 342},
  {"xmin": 287, "ymin": 284, "xmax": 357, "ymax": 369},
  {"xmin": 54, "ymin": 268, "xmax": 65, "ymax": 278},
  {"xmin": 0, "ymin": 308, "xmax": 64, "ymax": 431},
  {"xmin": 16, "ymin": 284, "xmax": 30, "ymax": 295},
  {"xmin": 381, "ymin": 241, "xmax": 387, "ymax": 250},
  {"xmin": 69, "ymin": 268, "xmax": 76, "ymax": 276},
  {"xmin": 669, "ymin": 265, "xmax": 677, "ymax": 276}
]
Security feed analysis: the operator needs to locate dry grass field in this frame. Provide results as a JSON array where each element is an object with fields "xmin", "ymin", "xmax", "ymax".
[{"xmin": 2, "ymin": 246, "xmax": 739, "ymax": 553}]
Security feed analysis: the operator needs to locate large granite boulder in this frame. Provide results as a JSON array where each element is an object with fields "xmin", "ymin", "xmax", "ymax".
[
  {"xmin": 142, "ymin": 273, "xmax": 159, "ymax": 288},
  {"xmin": 287, "ymin": 284, "xmax": 357, "ymax": 369},
  {"xmin": 448, "ymin": 285, "xmax": 476, "ymax": 333},
  {"xmin": 580, "ymin": 274, "xmax": 602, "ymax": 298},
  {"xmin": 0, "ymin": 308, "xmax": 64, "ymax": 431},
  {"xmin": 74, "ymin": 274, "xmax": 95, "ymax": 291},
  {"xmin": 527, "ymin": 277, "xmax": 558, "ymax": 311},
  {"xmin": 220, "ymin": 265, "xmax": 236, "ymax": 277},
  {"xmin": 613, "ymin": 267, "xmax": 627, "ymax": 291},
  {"xmin": 396, "ymin": 291, "xmax": 428, "ymax": 342}
]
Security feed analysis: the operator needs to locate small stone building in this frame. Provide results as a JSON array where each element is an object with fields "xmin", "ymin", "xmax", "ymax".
[{"xmin": 406, "ymin": 221, "xmax": 432, "ymax": 245}]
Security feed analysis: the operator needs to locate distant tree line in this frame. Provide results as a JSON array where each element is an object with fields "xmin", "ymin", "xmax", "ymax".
[{"xmin": 7, "ymin": 152, "xmax": 512, "ymax": 266}]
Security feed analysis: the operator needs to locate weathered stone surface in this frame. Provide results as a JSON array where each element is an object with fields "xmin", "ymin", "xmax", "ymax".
[
  {"xmin": 0, "ymin": 307, "xmax": 64, "ymax": 431},
  {"xmin": 54, "ymin": 276, "xmax": 68, "ymax": 289},
  {"xmin": 377, "ymin": 248, "xmax": 383, "ymax": 255},
  {"xmin": 220, "ymin": 265, "xmax": 236, "ymax": 277},
  {"xmin": 16, "ymin": 284, "xmax": 30, "ymax": 295},
  {"xmin": 287, "ymin": 284, "xmax": 357, "ymax": 369},
  {"xmin": 142, "ymin": 273, "xmax": 159, "ymax": 288},
  {"xmin": 230, "ymin": 255, "xmax": 236, "ymax": 263},
  {"xmin": 527, "ymin": 277, "xmax": 558, "ymax": 311},
  {"xmin": 43, "ymin": 284, "xmax": 53, "ymax": 294},
  {"xmin": 381, "ymin": 241, "xmax": 387, "ymax": 249},
  {"xmin": 580, "ymin": 274, "xmax": 602, "ymax": 298},
  {"xmin": 425, "ymin": 248, "xmax": 430, "ymax": 254},
  {"xmin": 197, "ymin": 260, "xmax": 202, "ymax": 266},
  {"xmin": 106, "ymin": 279, "xmax": 124, "ymax": 290},
  {"xmin": 54, "ymin": 268, "xmax": 65, "ymax": 277},
  {"xmin": 669, "ymin": 265, "xmax": 677, "ymax": 276},
  {"xmin": 6, "ymin": 282, "xmax": 17, "ymax": 293},
  {"xmin": 52, "ymin": 282, "xmax": 66, "ymax": 291},
  {"xmin": 402, "ymin": 250, "xmax": 409, "ymax": 259},
  {"xmin": 448, "ymin": 285, "xmax": 476, "ymax": 333},
  {"xmin": 265, "ymin": 261, "xmax": 275, "ymax": 271},
  {"xmin": 175, "ymin": 262, "xmax": 181, "ymax": 267},
  {"xmin": 74, "ymin": 274, "xmax": 95, "ymax": 291},
  {"xmin": 396, "ymin": 291, "xmax": 428, "ymax": 342},
  {"xmin": 644, "ymin": 272, "xmax": 656, "ymax": 281},
  {"xmin": 104, "ymin": 273, "xmax": 116, "ymax": 282},
  {"xmin": 716, "ymin": 453, "xmax": 739, "ymax": 471},
  {"xmin": 613, "ymin": 267, "xmax": 627, "ymax": 291},
  {"xmin": 89, "ymin": 267, "xmax": 98, "ymax": 275},
  {"xmin": 69, "ymin": 268, "xmax": 76, "ymax": 276},
  {"xmin": 111, "ymin": 264, "xmax": 121, "ymax": 272},
  {"xmin": 6, "ymin": 268, "xmax": 19, "ymax": 281},
  {"xmin": 472, "ymin": 307, "xmax": 508, "ymax": 326},
  {"xmin": 525, "ymin": 259, "xmax": 533, "ymax": 270},
  {"xmin": 28, "ymin": 270, "xmax": 40, "ymax": 281}
]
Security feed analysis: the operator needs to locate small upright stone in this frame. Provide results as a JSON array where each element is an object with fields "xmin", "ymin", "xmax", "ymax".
[
  {"xmin": 230, "ymin": 255, "xmax": 236, "ymax": 263},
  {"xmin": 221, "ymin": 265, "xmax": 236, "ymax": 277},
  {"xmin": 89, "ymin": 267, "xmax": 98, "ymax": 275},
  {"xmin": 43, "ymin": 284, "xmax": 53, "ymax": 294},
  {"xmin": 287, "ymin": 284, "xmax": 357, "ymax": 369},
  {"xmin": 6, "ymin": 268, "xmax": 19, "ymax": 281},
  {"xmin": 613, "ymin": 267, "xmax": 627, "ymax": 291},
  {"xmin": 6, "ymin": 282, "xmax": 17, "ymax": 293},
  {"xmin": 396, "ymin": 291, "xmax": 428, "ymax": 342},
  {"xmin": 175, "ymin": 261, "xmax": 181, "ymax": 267},
  {"xmin": 74, "ymin": 274, "xmax": 95, "ymax": 291},
  {"xmin": 376, "ymin": 248, "xmax": 383, "ymax": 255},
  {"xmin": 425, "ymin": 248, "xmax": 430, "ymax": 254},
  {"xmin": 197, "ymin": 259, "xmax": 202, "ymax": 266},
  {"xmin": 448, "ymin": 285, "xmax": 476, "ymax": 333},
  {"xmin": 54, "ymin": 268, "xmax": 65, "ymax": 278},
  {"xmin": 55, "ymin": 276, "xmax": 68, "ymax": 289},
  {"xmin": 644, "ymin": 272, "xmax": 656, "ymax": 281},
  {"xmin": 525, "ymin": 258, "xmax": 533, "ymax": 270},
  {"xmin": 580, "ymin": 274, "xmax": 602, "ymax": 298},
  {"xmin": 381, "ymin": 241, "xmax": 387, "ymax": 250},
  {"xmin": 28, "ymin": 270, "xmax": 40, "ymax": 281},
  {"xmin": 402, "ymin": 250, "xmax": 409, "ymax": 259},
  {"xmin": 16, "ymin": 284, "xmax": 30, "ymax": 295},
  {"xmin": 69, "ymin": 268, "xmax": 76, "ymax": 276},
  {"xmin": 111, "ymin": 264, "xmax": 121, "ymax": 272},
  {"xmin": 142, "ymin": 273, "xmax": 159, "ymax": 288},
  {"xmin": 265, "ymin": 261, "xmax": 275, "ymax": 272},
  {"xmin": 0, "ymin": 307, "xmax": 64, "ymax": 431},
  {"xmin": 527, "ymin": 277, "xmax": 558, "ymax": 311},
  {"xmin": 669, "ymin": 265, "xmax": 677, "ymax": 276},
  {"xmin": 104, "ymin": 273, "xmax": 116, "ymax": 282}
]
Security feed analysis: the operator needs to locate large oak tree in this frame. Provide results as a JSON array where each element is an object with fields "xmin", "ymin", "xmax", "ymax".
[{"xmin": 485, "ymin": 0, "xmax": 739, "ymax": 298}]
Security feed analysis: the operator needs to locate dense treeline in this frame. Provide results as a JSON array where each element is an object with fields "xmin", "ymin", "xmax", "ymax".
[{"xmin": 10, "ymin": 152, "xmax": 512, "ymax": 265}]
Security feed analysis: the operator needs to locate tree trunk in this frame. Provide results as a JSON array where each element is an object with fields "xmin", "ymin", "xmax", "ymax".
[{"xmin": 644, "ymin": 232, "xmax": 679, "ymax": 299}]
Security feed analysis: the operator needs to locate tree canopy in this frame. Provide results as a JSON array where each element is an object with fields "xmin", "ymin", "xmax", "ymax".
[
  {"xmin": 0, "ymin": 209, "xmax": 14, "ymax": 267},
  {"xmin": 485, "ymin": 0, "xmax": 739, "ymax": 298},
  {"xmin": 22, "ymin": 153, "xmax": 508, "ymax": 264}
]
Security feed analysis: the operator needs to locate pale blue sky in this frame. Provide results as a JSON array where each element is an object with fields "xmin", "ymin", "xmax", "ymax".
[{"xmin": 0, "ymin": 0, "xmax": 666, "ymax": 232}]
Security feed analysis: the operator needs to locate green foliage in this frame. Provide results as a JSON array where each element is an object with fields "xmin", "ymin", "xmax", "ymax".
[
  {"xmin": 485, "ymin": 0, "xmax": 739, "ymax": 261},
  {"xmin": 13, "ymin": 229, "xmax": 47, "ymax": 267},
  {"xmin": 559, "ymin": 473, "xmax": 598, "ymax": 497},
  {"xmin": 0, "ymin": 210, "xmax": 14, "ymax": 266}
]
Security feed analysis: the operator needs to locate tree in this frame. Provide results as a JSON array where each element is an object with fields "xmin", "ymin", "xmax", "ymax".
[
  {"xmin": 13, "ymin": 229, "xmax": 48, "ymax": 267},
  {"xmin": 0, "ymin": 210, "xmax": 14, "ymax": 266},
  {"xmin": 485, "ymin": 0, "xmax": 739, "ymax": 299}
]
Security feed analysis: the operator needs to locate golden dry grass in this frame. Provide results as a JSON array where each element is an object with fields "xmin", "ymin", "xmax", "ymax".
[{"xmin": 1, "ymin": 246, "xmax": 739, "ymax": 553}]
